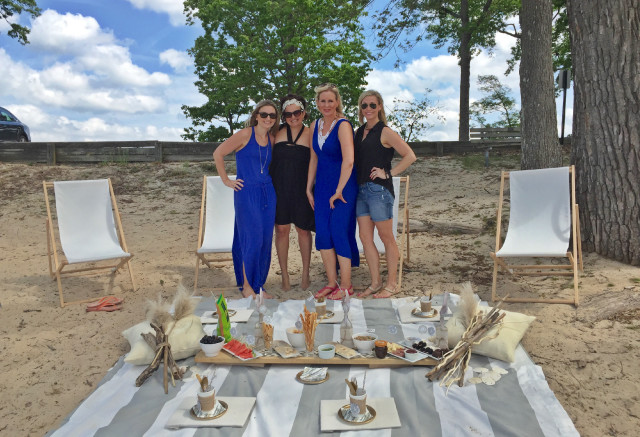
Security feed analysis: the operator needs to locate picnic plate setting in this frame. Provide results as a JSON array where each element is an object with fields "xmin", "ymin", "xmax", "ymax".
[
  {"xmin": 317, "ymin": 310, "xmax": 335, "ymax": 320},
  {"xmin": 209, "ymin": 309, "xmax": 237, "ymax": 317},
  {"xmin": 296, "ymin": 367, "xmax": 330, "ymax": 384},
  {"xmin": 337, "ymin": 404, "xmax": 376, "ymax": 425},
  {"xmin": 410, "ymin": 307, "xmax": 438, "ymax": 318},
  {"xmin": 190, "ymin": 400, "xmax": 229, "ymax": 421}
]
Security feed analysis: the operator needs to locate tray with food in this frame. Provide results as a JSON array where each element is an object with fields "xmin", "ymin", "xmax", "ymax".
[{"xmin": 222, "ymin": 339, "xmax": 263, "ymax": 361}]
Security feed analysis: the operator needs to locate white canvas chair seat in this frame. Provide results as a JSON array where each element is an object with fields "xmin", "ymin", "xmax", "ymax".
[
  {"xmin": 491, "ymin": 166, "xmax": 582, "ymax": 306},
  {"xmin": 355, "ymin": 176, "xmax": 411, "ymax": 290},
  {"xmin": 44, "ymin": 179, "xmax": 135, "ymax": 307},
  {"xmin": 194, "ymin": 175, "xmax": 238, "ymax": 291}
]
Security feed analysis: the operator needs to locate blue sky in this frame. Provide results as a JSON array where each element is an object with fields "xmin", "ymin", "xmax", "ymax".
[{"xmin": 0, "ymin": 1, "xmax": 572, "ymax": 142}]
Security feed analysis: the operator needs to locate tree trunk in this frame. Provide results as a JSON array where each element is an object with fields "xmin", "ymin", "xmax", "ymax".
[
  {"xmin": 458, "ymin": 0, "xmax": 471, "ymax": 142},
  {"xmin": 567, "ymin": 0, "xmax": 640, "ymax": 265},
  {"xmin": 519, "ymin": 0, "xmax": 562, "ymax": 170}
]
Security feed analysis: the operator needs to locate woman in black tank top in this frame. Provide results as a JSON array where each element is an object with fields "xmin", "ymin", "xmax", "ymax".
[
  {"xmin": 354, "ymin": 90, "xmax": 416, "ymax": 298},
  {"xmin": 269, "ymin": 94, "xmax": 314, "ymax": 291}
]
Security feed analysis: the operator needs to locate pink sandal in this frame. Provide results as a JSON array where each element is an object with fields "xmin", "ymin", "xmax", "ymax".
[
  {"xmin": 314, "ymin": 285, "xmax": 337, "ymax": 299},
  {"xmin": 327, "ymin": 286, "xmax": 354, "ymax": 300}
]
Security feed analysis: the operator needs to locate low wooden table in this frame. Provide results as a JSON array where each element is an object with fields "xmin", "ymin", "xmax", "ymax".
[{"xmin": 195, "ymin": 349, "xmax": 437, "ymax": 368}]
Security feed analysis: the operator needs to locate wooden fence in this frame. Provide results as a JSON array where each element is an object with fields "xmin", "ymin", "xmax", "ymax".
[{"xmin": 0, "ymin": 139, "xmax": 522, "ymax": 164}]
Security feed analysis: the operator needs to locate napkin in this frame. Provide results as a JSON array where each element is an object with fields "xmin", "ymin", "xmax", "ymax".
[
  {"xmin": 201, "ymin": 309, "xmax": 254, "ymax": 324},
  {"xmin": 165, "ymin": 397, "xmax": 256, "ymax": 429},
  {"xmin": 397, "ymin": 305, "xmax": 442, "ymax": 324},
  {"xmin": 320, "ymin": 397, "xmax": 401, "ymax": 431}
]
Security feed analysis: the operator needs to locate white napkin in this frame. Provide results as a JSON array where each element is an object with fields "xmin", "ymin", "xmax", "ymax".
[
  {"xmin": 201, "ymin": 309, "xmax": 254, "ymax": 324},
  {"xmin": 320, "ymin": 397, "xmax": 401, "ymax": 431},
  {"xmin": 165, "ymin": 397, "xmax": 256, "ymax": 429}
]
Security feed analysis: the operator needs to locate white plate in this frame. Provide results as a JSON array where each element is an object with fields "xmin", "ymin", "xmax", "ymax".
[
  {"xmin": 387, "ymin": 343, "xmax": 429, "ymax": 363},
  {"xmin": 399, "ymin": 340, "xmax": 443, "ymax": 361},
  {"xmin": 222, "ymin": 345, "xmax": 263, "ymax": 361}
]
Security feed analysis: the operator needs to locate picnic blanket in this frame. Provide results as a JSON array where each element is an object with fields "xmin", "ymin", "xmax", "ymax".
[{"xmin": 48, "ymin": 297, "xmax": 579, "ymax": 437}]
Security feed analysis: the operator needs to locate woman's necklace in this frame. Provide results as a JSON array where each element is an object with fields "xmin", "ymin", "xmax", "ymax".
[
  {"xmin": 257, "ymin": 133, "xmax": 269, "ymax": 174},
  {"xmin": 318, "ymin": 117, "xmax": 337, "ymax": 150}
]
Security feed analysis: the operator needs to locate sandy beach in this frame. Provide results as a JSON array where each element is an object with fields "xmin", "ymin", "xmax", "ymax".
[{"xmin": 1, "ymin": 154, "xmax": 639, "ymax": 436}]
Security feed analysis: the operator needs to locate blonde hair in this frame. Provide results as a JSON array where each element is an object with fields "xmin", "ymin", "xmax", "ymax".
[
  {"xmin": 358, "ymin": 90, "xmax": 387, "ymax": 125},
  {"xmin": 314, "ymin": 83, "xmax": 344, "ymax": 117},
  {"xmin": 245, "ymin": 100, "xmax": 280, "ymax": 136}
]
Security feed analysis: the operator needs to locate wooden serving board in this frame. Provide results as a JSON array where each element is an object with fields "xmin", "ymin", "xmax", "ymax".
[{"xmin": 195, "ymin": 350, "xmax": 437, "ymax": 368}]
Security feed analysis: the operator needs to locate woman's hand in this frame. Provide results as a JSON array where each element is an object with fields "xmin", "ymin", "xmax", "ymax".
[
  {"xmin": 306, "ymin": 190, "xmax": 315, "ymax": 210},
  {"xmin": 329, "ymin": 191, "xmax": 346, "ymax": 209},
  {"xmin": 224, "ymin": 178, "xmax": 244, "ymax": 191},
  {"xmin": 370, "ymin": 167, "xmax": 388, "ymax": 180}
]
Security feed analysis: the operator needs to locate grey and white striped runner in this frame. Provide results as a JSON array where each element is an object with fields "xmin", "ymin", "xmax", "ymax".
[{"xmin": 48, "ymin": 297, "xmax": 578, "ymax": 437}]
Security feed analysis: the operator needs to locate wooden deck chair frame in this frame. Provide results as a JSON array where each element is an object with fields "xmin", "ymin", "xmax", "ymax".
[
  {"xmin": 43, "ymin": 179, "xmax": 135, "ymax": 308},
  {"xmin": 490, "ymin": 165, "xmax": 583, "ymax": 306},
  {"xmin": 357, "ymin": 175, "xmax": 411, "ymax": 291},
  {"xmin": 194, "ymin": 175, "xmax": 238, "ymax": 293}
]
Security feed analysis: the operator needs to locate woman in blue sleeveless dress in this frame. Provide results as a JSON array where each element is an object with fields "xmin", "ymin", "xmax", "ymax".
[
  {"xmin": 306, "ymin": 83, "xmax": 359, "ymax": 300},
  {"xmin": 213, "ymin": 100, "xmax": 278, "ymax": 298}
]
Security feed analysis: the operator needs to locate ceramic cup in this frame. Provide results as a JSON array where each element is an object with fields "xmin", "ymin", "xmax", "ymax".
[
  {"xmin": 197, "ymin": 388, "xmax": 216, "ymax": 412},
  {"xmin": 349, "ymin": 389, "xmax": 367, "ymax": 418},
  {"xmin": 315, "ymin": 300, "xmax": 327, "ymax": 317},
  {"xmin": 420, "ymin": 297, "xmax": 432, "ymax": 313},
  {"xmin": 318, "ymin": 343, "xmax": 335, "ymax": 359}
]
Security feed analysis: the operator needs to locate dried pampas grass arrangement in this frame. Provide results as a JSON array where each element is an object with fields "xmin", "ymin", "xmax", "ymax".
[
  {"xmin": 459, "ymin": 281, "xmax": 479, "ymax": 326},
  {"xmin": 145, "ymin": 284, "xmax": 197, "ymax": 333}
]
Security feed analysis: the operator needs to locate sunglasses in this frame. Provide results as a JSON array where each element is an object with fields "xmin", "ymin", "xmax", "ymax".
[
  {"xmin": 283, "ymin": 109, "xmax": 303, "ymax": 118},
  {"xmin": 318, "ymin": 82, "xmax": 338, "ymax": 89},
  {"xmin": 361, "ymin": 103, "xmax": 378, "ymax": 110},
  {"xmin": 258, "ymin": 112, "xmax": 277, "ymax": 119}
]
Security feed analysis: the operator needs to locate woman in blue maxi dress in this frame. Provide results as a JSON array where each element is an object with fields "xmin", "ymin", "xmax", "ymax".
[
  {"xmin": 306, "ymin": 84, "xmax": 359, "ymax": 300},
  {"xmin": 213, "ymin": 100, "xmax": 278, "ymax": 298}
]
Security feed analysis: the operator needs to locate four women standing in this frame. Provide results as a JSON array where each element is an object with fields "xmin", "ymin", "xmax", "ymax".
[{"xmin": 215, "ymin": 88, "xmax": 415, "ymax": 299}]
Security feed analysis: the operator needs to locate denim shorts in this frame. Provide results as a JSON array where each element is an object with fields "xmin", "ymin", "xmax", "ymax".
[{"xmin": 356, "ymin": 182, "xmax": 394, "ymax": 222}]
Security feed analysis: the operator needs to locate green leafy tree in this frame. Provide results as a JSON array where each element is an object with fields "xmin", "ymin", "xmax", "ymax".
[
  {"xmin": 470, "ymin": 74, "xmax": 519, "ymax": 128},
  {"xmin": 182, "ymin": 0, "xmax": 371, "ymax": 141},
  {"xmin": 387, "ymin": 93, "xmax": 445, "ymax": 141},
  {"xmin": 375, "ymin": 0, "xmax": 519, "ymax": 141},
  {"xmin": 1, "ymin": 0, "xmax": 41, "ymax": 45}
]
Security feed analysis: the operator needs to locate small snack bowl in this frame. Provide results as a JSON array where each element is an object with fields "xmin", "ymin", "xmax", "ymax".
[
  {"xmin": 286, "ymin": 327, "xmax": 306, "ymax": 350},
  {"xmin": 200, "ymin": 335, "xmax": 224, "ymax": 357},
  {"xmin": 404, "ymin": 348, "xmax": 419, "ymax": 360},
  {"xmin": 318, "ymin": 344, "xmax": 335, "ymax": 359},
  {"xmin": 352, "ymin": 333, "xmax": 378, "ymax": 354}
]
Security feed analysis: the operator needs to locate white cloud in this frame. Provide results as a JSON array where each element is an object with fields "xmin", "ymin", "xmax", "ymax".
[
  {"xmin": 126, "ymin": 0, "xmax": 186, "ymax": 26},
  {"xmin": 159, "ymin": 49, "xmax": 191, "ymax": 72}
]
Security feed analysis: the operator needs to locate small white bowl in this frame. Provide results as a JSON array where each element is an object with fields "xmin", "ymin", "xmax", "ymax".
[
  {"xmin": 352, "ymin": 333, "xmax": 378, "ymax": 354},
  {"xmin": 286, "ymin": 327, "xmax": 306, "ymax": 350},
  {"xmin": 318, "ymin": 344, "xmax": 335, "ymax": 359},
  {"xmin": 200, "ymin": 338, "xmax": 224, "ymax": 357}
]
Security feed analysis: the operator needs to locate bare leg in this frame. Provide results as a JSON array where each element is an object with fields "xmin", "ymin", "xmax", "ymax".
[
  {"xmin": 356, "ymin": 215, "xmax": 382, "ymax": 297},
  {"xmin": 318, "ymin": 248, "xmax": 338, "ymax": 297},
  {"xmin": 330, "ymin": 254, "xmax": 353, "ymax": 299},
  {"xmin": 295, "ymin": 226, "xmax": 312, "ymax": 290},
  {"xmin": 241, "ymin": 264, "xmax": 255, "ymax": 298},
  {"xmin": 373, "ymin": 218, "xmax": 399, "ymax": 298},
  {"xmin": 275, "ymin": 224, "xmax": 291, "ymax": 291}
]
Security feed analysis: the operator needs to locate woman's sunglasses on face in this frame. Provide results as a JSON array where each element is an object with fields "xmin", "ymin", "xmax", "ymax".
[
  {"xmin": 361, "ymin": 103, "xmax": 377, "ymax": 110},
  {"xmin": 258, "ymin": 112, "xmax": 277, "ymax": 119},
  {"xmin": 283, "ymin": 109, "xmax": 303, "ymax": 118}
]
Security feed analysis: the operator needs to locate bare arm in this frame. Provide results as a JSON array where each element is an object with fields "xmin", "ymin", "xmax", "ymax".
[
  {"xmin": 329, "ymin": 121, "xmax": 355, "ymax": 208},
  {"xmin": 375, "ymin": 127, "xmax": 416, "ymax": 178},
  {"xmin": 212, "ymin": 128, "xmax": 250, "ymax": 191},
  {"xmin": 306, "ymin": 121, "xmax": 317, "ymax": 210}
]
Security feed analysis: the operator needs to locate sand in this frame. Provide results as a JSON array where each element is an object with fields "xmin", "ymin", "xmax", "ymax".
[{"xmin": 1, "ymin": 155, "xmax": 639, "ymax": 436}]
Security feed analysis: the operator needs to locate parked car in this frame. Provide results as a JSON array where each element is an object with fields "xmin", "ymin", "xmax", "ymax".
[{"xmin": 0, "ymin": 107, "xmax": 31, "ymax": 142}]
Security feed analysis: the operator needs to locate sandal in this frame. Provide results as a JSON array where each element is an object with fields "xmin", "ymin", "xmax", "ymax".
[
  {"xmin": 86, "ymin": 296, "xmax": 123, "ymax": 309},
  {"xmin": 373, "ymin": 285, "xmax": 399, "ymax": 299},
  {"xmin": 86, "ymin": 303, "xmax": 123, "ymax": 312},
  {"xmin": 314, "ymin": 285, "xmax": 338, "ymax": 299},
  {"xmin": 327, "ymin": 285, "xmax": 354, "ymax": 300},
  {"xmin": 356, "ymin": 284, "xmax": 382, "ymax": 298}
]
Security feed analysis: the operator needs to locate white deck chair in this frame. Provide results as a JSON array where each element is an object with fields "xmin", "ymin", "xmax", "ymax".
[
  {"xmin": 43, "ymin": 179, "xmax": 135, "ymax": 307},
  {"xmin": 355, "ymin": 176, "xmax": 411, "ymax": 290},
  {"xmin": 194, "ymin": 175, "xmax": 238, "ymax": 292},
  {"xmin": 490, "ymin": 165, "xmax": 583, "ymax": 306}
]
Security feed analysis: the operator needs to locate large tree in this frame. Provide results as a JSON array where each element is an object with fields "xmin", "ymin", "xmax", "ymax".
[
  {"xmin": 1, "ymin": 0, "xmax": 41, "ymax": 44},
  {"xmin": 567, "ymin": 0, "xmax": 639, "ymax": 265},
  {"xmin": 519, "ymin": 0, "xmax": 561, "ymax": 169},
  {"xmin": 182, "ymin": 0, "xmax": 371, "ymax": 141},
  {"xmin": 375, "ymin": 0, "xmax": 519, "ymax": 141}
]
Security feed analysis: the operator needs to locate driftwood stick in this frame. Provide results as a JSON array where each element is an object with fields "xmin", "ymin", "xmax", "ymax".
[{"xmin": 141, "ymin": 332, "xmax": 157, "ymax": 350}]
